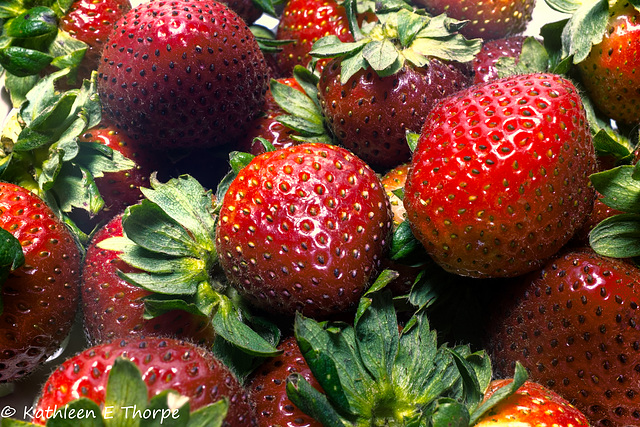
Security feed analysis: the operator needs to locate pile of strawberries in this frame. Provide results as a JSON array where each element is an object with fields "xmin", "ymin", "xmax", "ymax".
[{"xmin": 1, "ymin": 0, "xmax": 640, "ymax": 425}]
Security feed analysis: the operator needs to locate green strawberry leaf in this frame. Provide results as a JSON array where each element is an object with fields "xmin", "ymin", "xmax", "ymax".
[
  {"xmin": 5, "ymin": 6, "xmax": 57, "ymax": 38},
  {"xmin": 49, "ymin": 162, "xmax": 104, "ymax": 214},
  {"xmin": 49, "ymin": 30, "xmax": 87, "ymax": 70},
  {"xmin": 0, "ymin": 227, "xmax": 25, "ymax": 315},
  {"xmin": 448, "ymin": 348, "xmax": 483, "ymax": 410},
  {"xmin": 590, "ymin": 165, "xmax": 640, "ymax": 213},
  {"xmin": 21, "ymin": 67, "xmax": 71, "ymax": 126},
  {"xmin": 430, "ymin": 398, "xmax": 470, "ymax": 427},
  {"xmin": 545, "ymin": 0, "xmax": 582, "ymax": 14},
  {"xmin": 46, "ymin": 399, "xmax": 106, "ymax": 427},
  {"xmin": 140, "ymin": 390, "xmax": 191, "ymax": 427},
  {"xmin": 310, "ymin": 37, "xmax": 367, "ymax": 58},
  {"xmin": 362, "ymin": 39, "xmax": 399, "ymax": 73},
  {"xmin": 406, "ymin": 131, "xmax": 419, "ymax": 152},
  {"xmin": 0, "ymin": 0, "xmax": 27, "ymax": 19},
  {"xmin": 104, "ymin": 357, "xmax": 148, "ymax": 427},
  {"xmin": 286, "ymin": 374, "xmax": 348, "ymax": 426},
  {"xmin": 496, "ymin": 37, "xmax": 549, "ymax": 78},
  {"xmin": 270, "ymin": 78, "xmax": 323, "ymax": 126},
  {"xmin": 589, "ymin": 213, "xmax": 640, "ymax": 258},
  {"xmin": 184, "ymin": 399, "xmax": 228, "ymax": 427},
  {"xmin": 592, "ymin": 129, "xmax": 634, "ymax": 163},
  {"xmin": 4, "ymin": 72, "xmax": 39, "ymax": 107},
  {"xmin": 337, "ymin": 52, "xmax": 368, "ymax": 84},
  {"xmin": 561, "ymin": 0, "xmax": 609, "ymax": 63},
  {"xmin": 389, "ymin": 220, "xmax": 422, "ymax": 261},
  {"xmin": 0, "ymin": 45, "xmax": 53, "ymax": 76}
]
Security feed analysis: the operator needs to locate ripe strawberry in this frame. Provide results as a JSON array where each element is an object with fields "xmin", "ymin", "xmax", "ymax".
[
  {"xmin": 475, "ymin": 379, "xmax": 589, "ymax": 426},
  {"xmin": 97, "ymin": 0, "xmax": 270, "ymax": 148},
  {"xmin": 484, "ymin": 247, "xmax": 640, "ymax": 425},
  {"xmin": 81, "ymin": 213, "xmax": 216, "ymax": 345},
  {"xmin": 247, "ymin": 336, "xmax": 323, "ymax": 426},
  {"xmin": 215, "ymin": 143, "xmax": 393, "ymax": 318},
  {"xmin": 412, "ymin": 0, "xmax": 536, "ymax": 40},
  {"xmin": 381, "ymin": 163, "xmax": 410, "ymax": 228},
  {"xmin": 0, "ymin": 183, "xmax": 81, "ymax": 382},
  {"xmin": 473, "ymin": 36, "xmax": 526, "ymax": 84},
  {"xmin": 404, "ymin": 73, "xmax": 597, "ymax": 278},
  {"xmin": 577, "ymin": 1, "xmax": 640, "ymax": 125},
  {"xmin": 32, "ymin": 337, "xmax": 256, "ymax": 425}
]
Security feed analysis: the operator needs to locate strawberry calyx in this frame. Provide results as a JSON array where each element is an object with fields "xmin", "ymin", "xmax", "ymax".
[
  {"xmin": 3, "ymin": 357, "xmax": 229, "ymax": 427},
  {"xmin": 0, "ymin": 227, "xmax": 25, "ymax": 315},
  {"xmin": 97, "ymin": 174, "xmax": 282, "ymax": 361},
  {"xmin": 286, "ymin": 283, "xmax": 529, "ymax": 425},
  {"xmin": 310, "ymin": 0, "xmax": 481, "ymax": 84}
]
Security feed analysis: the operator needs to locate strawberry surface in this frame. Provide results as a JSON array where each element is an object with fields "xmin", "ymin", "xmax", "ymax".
[
  {"xmin": 0, "ymin": 183, "xmax": 81, "ymax": 383},
  {"xmin": 404, "ymin": 73, "xmax": 597, "ymax": 278}
]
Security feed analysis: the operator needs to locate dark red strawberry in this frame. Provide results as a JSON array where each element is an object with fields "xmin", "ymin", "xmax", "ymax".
[
  {"xmin": 81, "ymin": 213, "xmax": 216, "ymax": 345},
  {"xmin": 215, "ymin": 143, "xmax": 393, "ymax": 318},
  {"xmin": 32, "ymin": 337, "xmax": 256, "ymax": 425},
  {"xmin": 0, "ymin": 183, "xmax": 81, "ymax": 382},
  {"xmin": 247, "ymin": 336, "xmax": 323, "ymax": 426},
  {"xmin": 412, "ymin": 0, "xmax": 536, "ymax": 40},
  {"xmin": 404, "ymin": 73, "xmax": 597, "ymax": 278},
  {"xmin": 97, "ymin": 0, "xmax": 270, "ymax": 148},
  {"xmin": 484, "ymin": 247, "xmax": 640, "ymax": 425},
  {"xmin": 473, "ymin": 36, "xmax": 526, "ymax": 84}
]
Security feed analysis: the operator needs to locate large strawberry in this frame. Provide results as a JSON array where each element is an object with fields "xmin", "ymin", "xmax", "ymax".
[
  {"xmin": 484, "ymin": 247, "xmax": 640, "ymax": 425},
  {"xmin": 0, "ymin": 183, "xmax": 81, "ymax": 383},
  {"xmin": 403, "ymin": 73, "xmax": 597, "ymax": 278},
  {"xmin": 97, "ymin": 0, "xmax": 270, "ymax": 148},
  {"xmin": 30, "ymin": 337, "xmax": 256, "ymax": 425},
  {"xmin": 215, "ymin": 143, "xmax": 393, "ymax": 318}
]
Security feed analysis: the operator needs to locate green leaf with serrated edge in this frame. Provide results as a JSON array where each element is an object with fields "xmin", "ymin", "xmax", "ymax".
[
  {"xmin": 21, "ymin": 68, "xmax": 71, "ymax": 125},
  {"xmin": 119, "ymin": 270, "xmax": 202, "ymax": 296},
  {"xmin": 211, "ymin": 296, "xmax": 281, "ymax": 357},
  {"xmin": 0, "ymin": 227, "xmax": 25, "ymax": 315},
  {"xmin": 362, "ymin": 39, "xmax": 399, "ymax": 72},
  {"xmin": 15, "ymin": 91, "xmax": 77, "ymax": 150},
  {"xmin": 123, "ymin": 200, "xmax": 199, "ymax": 257},
  {"xmin": 496, "ymin": 37, "xmax": 549, "ymax": 78},
  {"xmin": 338, "ymin": 52, "xmax": 368, "ymax": 85},
  {"xmin": 142, "ymin": 297, "xmax": 207, "ymax": 319},
  {"xmin": 49, "ymin": 162, "xmax": 104, "ymax": 213},
  {"xmin": 228, "ymin": 151, "xmax": 254, "ymax": 174},
  {"xmin": 49, "ymin": 30, "xmax": 87, "ymax": 70},
  {"xmin": 270, "ymin": 78, "xmax": 323, "ymax": 125},
  {"xmin": 292, "ymin": 65, "xmax": 320, "ymax": 105},
  {"xmin": 448, "ymin": 348, "xmax": 483, "ymax": 410},
  {"xmin": 592, "ymin": 129, "xmax": 633, "ymax": 161},
  {"xmin": 310, "ymin": 37, "xmax": 368, "ymax": 59},
  {"xmin": 469, "ymin": 363, "xmax": 528, "ymax": 425},
  {"xmin": 276, "ymin": 115, "xmax": 326, "ymax": 136},
  {"xmin": 75, "ymin": 141, "xmax": 135, "ymax": 178},
  {"xmin": 562, "ymin": 0, "xmax": 609, "ymax": 63},
  {"xmin": 4, "ymin": 72, "xmax": 39, "ymax": 107},
  {"xmin": 354, "ymin": 290, "xmax": 399, "ymax": 386},
  {"xmin": 545, "ymin": 0, "xmax": 582, "ymax": 14},
  {"xmin": 0, "ymin": 46, "xmax": 53, "ymax": 76},
  {"xmin": 396, "ymin": 8, "xmax": 429, "ymax": 47},
  {"xmin": 0, "ymin": 0, "xmax": 26, "ymax": 19},
  {"xmin": 141, "ymin": 175, "xmax": 217, "ymax": 249},
  {"xmin": 410, "ymin": 34, "xmax": 481, "ymax": 63},
  {"xmin": 407, "ymin": 264, "xmax": 455, "ymax": 309},
  {"xmin": 70, "ymin": 71, "xmax": 101, "ymax": 130},
  {"xmin": 139, "ymin": 390, "xmax": 191, "ymax": 427},
  {"xmin": 185, "ymin": 399, "xmax": 229, "ymax": 427},
  {"xmin": 5, "ymin": 6, "xmax": 57, "ymax": 38},
  {"xmin": 430, "ymin": 398, "xmax": 470, "ymax": 427},
  {"xmin": 365, "ymin": 269, "xmax": 399, "ymax": 295},
  {"xmin": 120, "ymin": 247, "xmax": 204, "ymax": 275},
  {"xmin": 541, "ymin": 18, "xmax": 569, "ymax": 52},
  {"xmin": 104, "ymin": 358, "xmax": 148, "ymax": 427},
  {"xmin": 46, "ymin": 399, "xmax": 105, "ymax": 427},
  {"xmin": 461, "ymin": 350, "xmax": 492, "ymax": 395},
  {"xmin": 591, "ymin": 165, "xmax": 640, "ymax": 213},
  {"xmin": 589, "ymin": 213, "xmax": 640, "ymax": 258},
  {"xmin": 286, "ymin": 374, "xmax": 348, "ymax": 426}
]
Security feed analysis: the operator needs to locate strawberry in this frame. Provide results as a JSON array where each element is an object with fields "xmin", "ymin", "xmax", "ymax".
[
  {"xmin": 475, "ymin": 379, "xmax": 589, "ymax": 426},
  {"xmin": 31, "ymin": 337, "xmax": 256, "ymax": 425},
  {"xmin": 403, "ymin": 73, "xmax": 597, "ymax": 278},
  {"xmin": 484, "ymin": 247, "xmax": 640, "ymax": 425},
  {"xmin": 0, "ymin": 183, "xmax": 81, "ymax": 382},
  {"xmin": 381, "ymin": 163, "xmax": 410, "ymax": 228},
  {"xmin": 215, "ymin": 143, "xmax": 393, "ymax": 318},
  {"xmin": 412, "ymin": 0, "xmax": 536, "ymax": 40},
  {"xmin": 247, "ymin": 335, "xmax": 323, "ymax": 426},
  {"xmin": 81, "ymin": 213, "xmax": 216, "ymax": 345},
  {"xmin": 97, "ymin": 0, "xmax": 270, "ymax": 148},
  {"xmin": 472, "ymin": 36, "xmax": 526, "ymax": 84}
]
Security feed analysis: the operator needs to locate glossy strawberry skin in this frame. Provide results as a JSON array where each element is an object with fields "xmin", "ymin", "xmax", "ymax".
[
  {"xmin": 247, "ymin": 336, "xmax": 323, "ymax": 426},
  {"xmin": 81, "ymin": 214, "xmax": 216, "ymax": 345},
  {"xmin": 472, "ymin": 36, "xmax": 525, "ymax": 84},
  {"xmin": 33, "ymin": 337, "xmax": 256, "ymax": 426},
  {"xmin": 0, "ymin": 183, "xmax": 81, "ymax": 382},
  {"xmin": 319, "ymin": 61, "xmax": 470, "ymax": 171},
  {"xmin": 404, "ymin": 73, "xmax": 596, "ymax": 278},
  {"xmin": 578, "ymin": 2, "xmax": 640, "ymax": 125},
  {"xmin": 412, "ymin": 0, "xmax": 536, "ymax": 40},
  {"xmin": 215, "ymin": 143, "xmax": 393, "ymax": 318},
  {"xmin": 475, "ymin": 379, "xmax": 589, "ymax": 426},
  {"xmin": 485, "ymin": 248, "xmax": 640, "ymax": 425},
  {"xmin": 97, "ymin": 0, "xmax": 269, "ymax": 148}
]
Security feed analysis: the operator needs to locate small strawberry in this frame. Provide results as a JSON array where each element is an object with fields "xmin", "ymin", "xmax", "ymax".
[
  {"xmin": 247, "ymin": 335, "xmax": 323, "ymax": 426},
  {"xmin": 473, "ymin": 35, "xmax": 526, "ymax": 84},
  {"xmin": 412, "ymin": 0, "xmax": 536, "ymax": 40},
  {"xmin": 0, "ymin": 183, "xmax": 81, "ymax": 383},
  {"xmin": 404, "ymin": 73, "xmax": 597, "ymax": 278},
  {"xmin": 82, "ymin": 213, "xmax": 216, "ymax": 345},
  {"xmin": 381, "ymin": 163, "xmax": 410, "ymax": 228},
  {"xmin": 97, "ymin": 0, "xmax": 270, "ymax": 148},
  {"xmin": 31, "ymin": 337, "xmax": 256, "ymax": 425},
  {"xmin": 475, "ymin": 379, "xmax": 589, "ymax": 426},
  {"xmin": 484, "ymin": 247, "xmax": 640, "ymax": 425},
  {"xmin": 215, "ymin": 143, "xmax": 393, "ymax": 318}
]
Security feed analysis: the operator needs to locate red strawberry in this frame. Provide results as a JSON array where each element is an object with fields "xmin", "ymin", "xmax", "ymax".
[
  {"xmin": 484, "ymin": 247, "xmax": 640, "ymax": 425},
  {"xmin": 97, "ymin": 0, "xmax": 270, "ymax": 148},
  {"xmin": 247, "ymin": 336, "xmax": 323, "ymax": 426},
  {"xmin": 403, "ymin": 73, "xmax": 597, "ymax": 278},
  {"xmin": 412, "ymin": 0, "xmax": 536, "ymax": 40},
  {"xmin": 577, "ymin": 1, "xmax": 640, "ymax": 125},
  {"xmin": 473, "ymin": 36, "xmax": 526, "ymax": 84},
  {"xmin": 215, "ymin": 143, "xmax": 393, "ymax": 318},
  {"xmin": 475, "ymin": 379, "xmax": 589, "ymax": 426},
  {"xmin": 32, "ymin": 337, "xmax": 256, "ymax": 425},
  {"xmin": 0, "ymin": 183, "xmax": 81, "ymax": 382},
  {"xmin": 81, "ymin": 213, "xmax": 216, "ymax": 345}
]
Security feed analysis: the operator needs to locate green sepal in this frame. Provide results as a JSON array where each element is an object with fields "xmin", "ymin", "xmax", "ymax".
[
  {"xmin": 364, "ymin": 269, "xmax": 399, "ymax": 295},
  {"xmin": 104, "ymin": 357, "xmax": 148, "ymax": 427},
  {"xmin": 561, "ymin": 0, "xmax": 610, "ymax": 63},
  {"xmin": 589, "ymin": 213, "xmax": 640, "ymax": 258},
  {"xmin": 0, "ymin": 45, "xmax": 53, "ymax": 76},
  {"xmin": 590, "ymin": 165, "xmax": 640, "ymax": 213},
  {"xmin": 389, "ymin": 220, "xmax": 422, "ymax": 261},
  {"xmin": 309, "ymin": 36, "xmax": 368, "ymax": 59},
  {"xmin": 183, "ymin": 399, "xmax": 228, "ymax": 427},
  {"xmin": 447, "ymin": 348, "xmax": 484, "ymax": 411},
  {"xmin": 592, "ymin": 129, "xmax": 634, "ymax": 164},
  {"xmin": 0, "ymin": 0, "xmax": 27, "ymax": 19},
  {"xmin": 4, "ymin": 72, "xmax": 39, "ymax": 107},
  {"xmin": 495, "ymin": 37, "xmax": 550, "ymax": 78},
  {"xmin": 286, "ymin": 374, "xmax": 348, "ymax": 426},
  {"xmin": 545, "ymin": 0, "xmax": 583, "ymax": 14},
  {"xmin": 430, "ymin": 398, "xmax": 470, "ymax": 427},
  {"xmin": 5, "ymin": 6, "xmax": 57, "ymax": 39},
  {"xmin": 49, "ymin": 30, "xmax": 87, "ymax": 70},
  {"xmin": 228, "ymin": 150, "xmax": 254, "ymax": 174},
  {"xmin": 406, "ymin": 131, "xmax": 419, "ymax": 153},
  {"xmin": 46, "ymin": 399, "xmax": 105, "ymax": 427},
  {"xmin": 140, "ymin": 390, "xmax": 191, "ymax": 427},
  {"xmin": 0, "ymin": 227, "xmax": 25, "ymax": 315}
]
